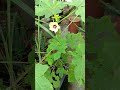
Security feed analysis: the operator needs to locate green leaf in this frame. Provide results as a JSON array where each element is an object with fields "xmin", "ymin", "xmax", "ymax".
[
  {"xmin": 47, "ymin": 55, "xmax": 54, "ymax": 66},
  {"xmin": 66, "ymin": 0, "xmax": 85, "ymax": 22},
  {"xmin": 66, "ymin": 32, "xmax": 84, "ymax": 49},
  {"xmin": 67, "ymin": 64, "xmax": 76, "ymax": 82},
  {"xmin": 56, "ymin": 67, "xmax": 66, "ymax": 78},
  {"xmin": 45, "ymin": 69, "xmax": 61, "ymax": 88},
  {"xmin": 36, "ymin": 76, "xmax": 53, "ymax": 90},
  {"xmin": 75, "ymin": 6, "xmax": 85, "ymax": 22},
  {"xmin": 46, "ymin": 35, "xmax": 67, "ymax": 65},
  {"xmin": 86, "ymin": 16, "xmax": 117, "ymax": 53},
  {"xmin": 35, "ymin": 64, "xmax": 53, "ymax": 90},
  {"xmin": 53, "ymin": 52, "xmax": 61, "ymax": 61},
  {"xmin": 35, "ymin": 0, "xmax": 65, "ymax": 17},
  {"xmin": 51, "ymin": 72, "xmax": 60, "ymax": 88},
  {"xmin": 35, "ymin": 64, "xmax": 48, "ymax": 76},
  {"xmin": 35, "ymin": 0, "xmax": 39, "ymax": 5},
  {"xmin": 74, "ymin": 59, "xmax": 85, "ymax": 85},
  {"xmin": 59, "ymin": 32, "xmax": 85, "ymax": 85},
  {"xmin": 45, "ymin": 32, "xmax": 85, "ymax": 87}
]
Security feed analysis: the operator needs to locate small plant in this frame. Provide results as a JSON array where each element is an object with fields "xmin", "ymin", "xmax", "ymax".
[{"xmin": 35, "ymin": 0, "xmax": 85, "ymax": 90}]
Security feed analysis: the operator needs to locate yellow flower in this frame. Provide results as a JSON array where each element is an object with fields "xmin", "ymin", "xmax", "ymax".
[{"xmin": 49, "ymin": 22, "xmax": 60, "ymax": 33}]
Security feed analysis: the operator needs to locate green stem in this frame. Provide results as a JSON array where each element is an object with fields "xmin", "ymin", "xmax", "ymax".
[
  {"xmin": 35, "ymin": 18, "xmax": 48, "ymax": 24},
  {"xmin": 7, "ymin": 0, "xmax": 16, "ymax": 89},
  {"xmin": 58, "ymin": 8, "xmax": 77, "ymax": 23},
  {"xmin": 38, "ymin": 16, "xmax": 41, "ymax": 63},
  {"xmin": 61, "ymin": 15, "xmax": 78, "ymax": 34}
]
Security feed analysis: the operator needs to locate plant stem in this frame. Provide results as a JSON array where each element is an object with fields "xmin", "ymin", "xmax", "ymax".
[
  {"xmin": 35, "ymin": 18, "xmax": 48, "ymax": 24},
  {"xmin": 61, "ymin": 15, "xmax": 78, "ymax": 34},
  {"xmin": 40, "ymin": 50, "xmax": 52, "ymax": 63},
  {"xmin": 37, "ymin": 13, "xmax": 41, "ymax": 62},
  {"xmin": 58, "ymin": 8, "xmax": 77, "ymax": 23},
  {"xmin": 7, "ymin": 0, "xmax": 16, "ymax": 89},
  {"xmin": 6, "ymin": 63, "xmax": 34, "ymax": 90}
]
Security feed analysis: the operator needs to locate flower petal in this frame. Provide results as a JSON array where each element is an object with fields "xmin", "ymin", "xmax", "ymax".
[{"xmin": 49, "ymin": 22, "xmax": 60, "ymax": 33}]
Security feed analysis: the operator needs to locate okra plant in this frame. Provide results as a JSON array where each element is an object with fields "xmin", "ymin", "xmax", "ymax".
[{"xmin": 35, "ymin": 0, "xmax": 85, "ymax": 90}]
